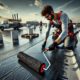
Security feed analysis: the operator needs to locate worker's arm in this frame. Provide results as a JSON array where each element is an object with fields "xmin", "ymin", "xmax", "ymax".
[
  {"xmin": 42, "ymin": 23, "xmax": 52, "ymax": 51},
  {"xmin": 45, "ymin": 23, "xmax": 52, "ymax": 41},
  {"xmin": 55, "ymin": 13, "xmax": 68, "ymax": 44}
]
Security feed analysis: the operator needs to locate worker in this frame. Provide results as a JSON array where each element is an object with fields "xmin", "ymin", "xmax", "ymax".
[{"xmin": 41, "ymin": 5, "xmax": 77, "ymax": 51}]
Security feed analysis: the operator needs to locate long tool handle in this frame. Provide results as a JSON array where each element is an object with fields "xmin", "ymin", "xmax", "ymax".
[{"xmin": 42, "ymin": 52, "xmax": 51, "ymax": 70}]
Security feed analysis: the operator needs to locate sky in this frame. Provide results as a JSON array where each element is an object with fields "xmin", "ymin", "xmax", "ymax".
[{"xmin": 0, "ymin": 0, "xmax": 80, "ymax": 23}]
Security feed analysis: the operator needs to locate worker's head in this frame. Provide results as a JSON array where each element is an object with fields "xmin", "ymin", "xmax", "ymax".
[{"xmin": 41, "ymin": 5, "xmax": 54, "ymax": 20}]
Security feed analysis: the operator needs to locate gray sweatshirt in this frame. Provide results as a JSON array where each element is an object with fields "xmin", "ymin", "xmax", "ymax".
[{"xmin": 54, "ymin": 12, "xmax": 69, "ymax": 41}]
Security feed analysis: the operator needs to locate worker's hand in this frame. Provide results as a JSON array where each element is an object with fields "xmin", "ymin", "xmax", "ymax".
[
  {"xmin": 42, "ymin": 41, "xmax": 46, "ymax": 51},
  {"xmin": 48, "ymin": 42, "xmax": 58, "ymax": 51},
  {"xmin": 44, "ymin": 48, "xmax": 49, "ymax": 52}
]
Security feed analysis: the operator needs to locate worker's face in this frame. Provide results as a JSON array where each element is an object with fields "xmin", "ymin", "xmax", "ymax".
[{"xmin": 45, "ymin": 14, "xmax": 52, "ymax": 20}]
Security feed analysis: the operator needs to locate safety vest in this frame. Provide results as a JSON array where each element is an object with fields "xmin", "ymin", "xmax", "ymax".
[{"xmin": 52, "ymin": 11, "xmax": 74, "ymax": 37}]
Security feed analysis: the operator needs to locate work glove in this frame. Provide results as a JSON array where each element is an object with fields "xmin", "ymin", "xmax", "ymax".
[
  {"xmin": 49, "ymin": 42, "xmax": 58, "ymax": 51},
  {"xmin": 42, "ymin": 41, "xmax": 46, "ymax": 51}
]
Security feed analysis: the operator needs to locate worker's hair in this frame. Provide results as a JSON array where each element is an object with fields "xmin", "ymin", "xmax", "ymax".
[{"xmin": 41, "ymin": 5, "xmax": 54, "ymax": 16}]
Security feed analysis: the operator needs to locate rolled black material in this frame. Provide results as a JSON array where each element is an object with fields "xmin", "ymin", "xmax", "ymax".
[{"xmin": 17, "ymin": 52, "xmax": 45, "ymax": 74}]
